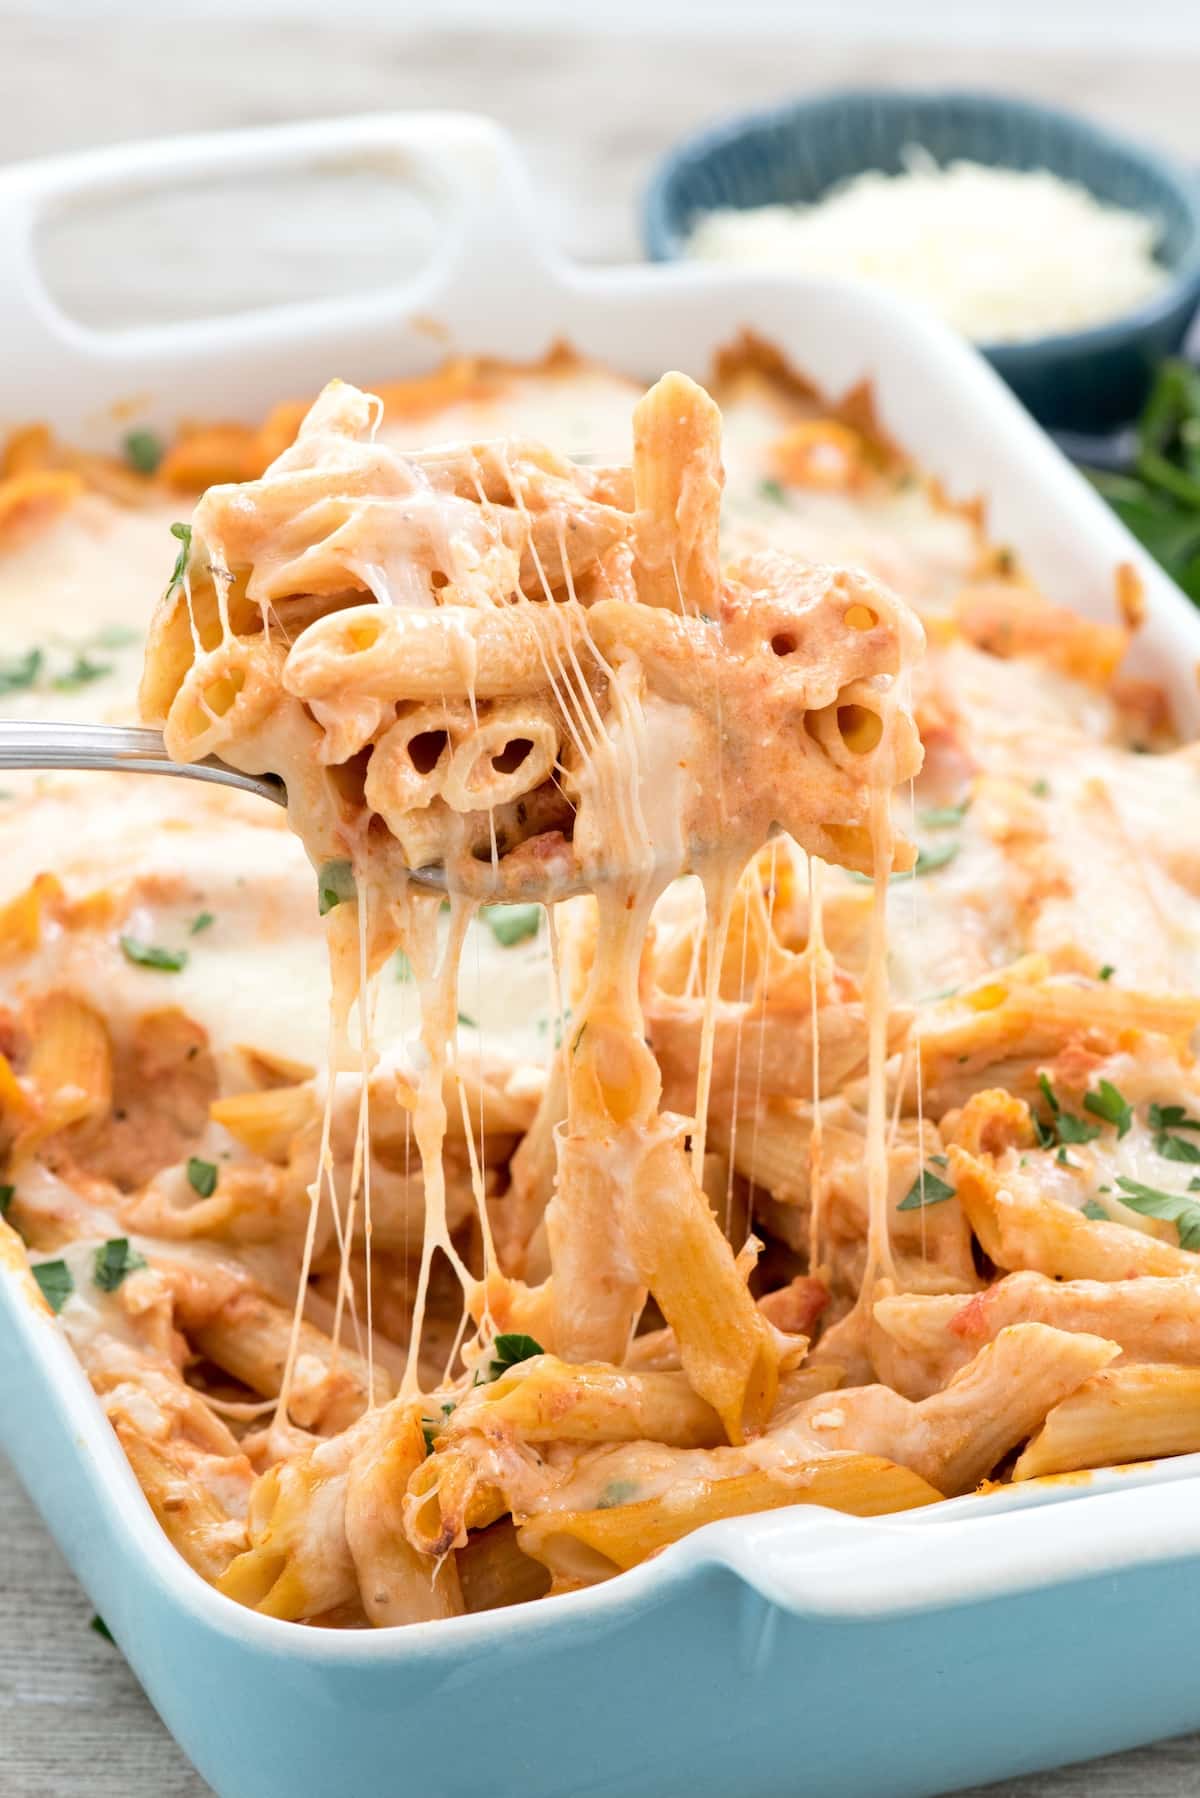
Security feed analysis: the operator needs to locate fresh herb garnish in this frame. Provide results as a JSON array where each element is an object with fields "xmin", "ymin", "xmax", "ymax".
[
  {"xmin": 1056, "ymin": 1112, "xmax": 1100, "ymax": 1145},
  {"xmin": 394, "ymin": 949, "xmax": 412, "ymax": 982},
  {"xmin": 596, "ymin": 1479, "xmax": 640, "ymax": 1510},
  {"xmin": 1038, "ymin": 1072, "xmax": 1060, "ymax": 1115},
  {"xmin": 759, "ymin": 478, "xmax": 787, "ymax": 505},
  {"xmin": 33, "ymin": 1259, "xmax": 73, "ymax": 1312},
  {"xmin": 119, "ymin": 935, "xmax": 187, "ymax": 972},
  {"xmin": 163, "ymin": 522, "xmax": 192, "ymax": 600},
  {"xmin": 0, "ymin": 1184, "xmax": 13, "ymax": 1218},
  {"xmin": 912, "ymin": 842, "xmax": 960, "ymax": 877},
  {"xmin": 0, "ymin": 648, "xmax": 43, "ymax": 696},
  {"xmin": 1084, "ymin": 361, "xmax": 1200, "ymax": 602},
  {"xmin": 1098, "ymin": 964, "xmax": 1115, "ymax": 981},
  {"xmin": 476, "ymin": 1332, "xmax": 544, "ymax": 1384},
  {"xmin": 1149, "ymin": 1102, "xmax": 1200, "ymax": 1163},
  {"xmin": 1056, "ymin": 1147, "xmax": 1076, "ymax": 1167},
  {"xmin": 897, "ymin": 1167, "xmax": 956, "ymax": 1211},
  {"xmin": 1035, "ymin": 1072, "xmax": 1104, "ymax": 1150},
  {"xmin": 457, "ymin": 1012, "xmax": 477, "ymax": 1030},
  {"xmin": 483, "ymin": 903, "xmax": 541, "ymax": 948},
  {"xmin": 1113, "ymin": 1175, "xmax": 1200, "ymax": 1251},
  {"xmin": 187, "ymin": 1157, "xmax": 218, "ymax": 1198},
  {"xmin": 1082, "ymin": 1199, "xmax": 1110, "ymax": 1221},
  {"xmin": 52, "ymin": 653, "xmax": 113, "ymax": 692},
  {"xmin": 93, "ymin": 1237, "xmax": 147, "ymax": 1292},
  {"xmin": 188, "ymin": 911, "xmax": 214, "ymax": 936},
  {"xmin": 316, "ymin": 859, "xmax": 356, "ymax": 917},
  {"xmin": 918, "ymin": 800, "xmax": 969, "ymax": 829},
  {"xmin": 1030, "ymin": 778, "xmax": 1050, "ymax": 798},
  {"xmin": 89, "ymin": 1614, "xmax": 115, "ymax": 1644},
  {"xmin": 421, "ymin": 1421, "xmax": 437, "ymax": 1455},
  {"xmin": 1083, "ymin": 1079, "xmax": 1132, "ymax": 1138},
  {"xmin": 123, "ymin": 429, "xmax": 164, "ymax": 475}
]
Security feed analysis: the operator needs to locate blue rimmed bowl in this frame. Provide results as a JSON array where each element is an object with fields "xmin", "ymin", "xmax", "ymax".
[{"xmin": 644, "ymin": 89, "xmax": 1200, "ymax": 433}]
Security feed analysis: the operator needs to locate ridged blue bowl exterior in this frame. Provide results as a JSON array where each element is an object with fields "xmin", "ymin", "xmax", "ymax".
[{"xmin": 644, "ymin": 89, "xmax": 1200, "ymax": 432}]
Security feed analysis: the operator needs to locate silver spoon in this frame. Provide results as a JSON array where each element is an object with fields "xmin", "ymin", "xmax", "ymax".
[{"xmin": 0, "ymin": 719, "xmax": 453, "ymax": 892}]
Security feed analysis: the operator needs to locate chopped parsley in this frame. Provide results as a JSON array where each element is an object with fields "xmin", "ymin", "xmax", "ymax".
[
  {"xmin": 475, "ymin": 1332, "xmax": 544, "ymax": 1384},
  {"xmin": 316, "ymin": 859, "xmax": 356, "ymax": 916},
  {"xmin": 918, "ymin": 800, "xmax": 970, "ymax": 830},
  {"xmin": 912, "ymin": 842, "xmax": 960, "ymax": 877},
  {"xmin": 483, "ymin": 903, "xmax": 541, "ymax": 948},
  {"xmin": 897, "ymin": 1167, "xmax": 956, "ymax": 1211},
  {"xmin": 188, "ymin": 911, "xmax": 214, "ymax": 936},
  {"xmin": 1113, "ymin": 1176, "xmax": 1200, "ymax": 1252},
  {"xmin": 596, "ymin": 1479, "xmax": 640, "ymax": 1510},
  {"xmin": 119, "ymin": 935, "xmax": 187, "ymax": 972},
  {"xmin": 89, "ymin": 1614, "xmax": 115, "ymax": 1644},
  {"xmin": 1056, "ymin": 1147, "xmax": 1077, "ymax": 1167},
  {"xmin": 1081, "ymin": 1199, "xmax": 1110, "ymax": 1221},
  {"xmin": 1030, "ymin": 778, "xmax": 1051, "ymax": 798},
  {"xmin": 420, "ymin": 1421, "xmax": 438, "ymax": 1455},
  {"xmin": 1035, "ymin": 1072, "xmax": 1102, "ymax": 1150},
  {"xmin": 1149, "ymin": 1102, "xmax": 1200, "ymax": 1163},
  {"xmin": 123, "ymin": 429, "xmax": 164, "ymax": 476},
  {"xmin": 186, "ymin": 1157, "xmax": 218, "ymax": 1198},
  {"xmin": 759, "ymin": 477, "xmax": 787, "ymax": 505},
  {"xmin": 1056, "ymin": 1112, "xmax": 1100, "ymax": 1146},
  {"xmin": 33, "ymin": 1259, "xmax": 73, "ymax": 1313},
  {"xmin": 0, "ymin": 1184, "xmax": 13, "ymax": 1218},
  {"xmin": 393, "ymin": 949, "xmax": 412, "ymax": 982},
  {"xmin": 0, "ymin": 648, "xmax": 43, "ymax": 696},
  {"xmin": 92, "ymin": 1237, "xmax": 147, "ymax": 1292},
  {"xmin": 52, "ymin": 653, "xmax": 113, "ymax": 692},
  {"xmin": 457, "ymin": 1012, "xmax": 477, "ymax": 1030},
  {"xmin": 163, "ymin": 522, "xmax": 192, "ymax": 600},
  {"xmin": 1098, "ymin": 964, "xmax": 1115, "ymax": 982},
  {"xmin": 1083, "ymin": 1079, "xmax": 1132, "ymax": 1138}
]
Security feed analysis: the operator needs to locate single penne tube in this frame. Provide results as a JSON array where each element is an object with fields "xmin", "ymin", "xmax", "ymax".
[
  {"xmin": 111, "ymin": 1416, "xmax": 247, "ymax": 1586},
  {"xmin": 188, "ymin": 1289, "xmax": 392, "ymax": 1431},
  {"xmin": 1014, "ymin": 1364, "xmax": 1200, "ymax": 1481},
  {"xmin": 456, "ymin": 1518, "xmax": 552, "ymax": 1614},
  {"xmin": 283, "ymin": 603, "xmax": 576, "ymax": 704},
  {"xmin": 210, "ymin": 1083, "xmax": 318, "ymax": 1161},
  {"xmin": 344, "ymin": 1408, "xmax": 464, "ymax": 1625},
  {"xmin": 631, "ymin": 371, "xmax": 724, "ymax": 613},
  {"xmin": 13, "ymin": 990, "xmax": 113, "ymax": 1162},
  {"xmin": 517, "ymin": 1455, "xmax": 941, "ymax": 1588},
  {"xmin": 622, "ymin": 1130, "xmax": 777, "ymax": 1445},
  {"xmin": 951, "ymin": 1149, "xmax": 1200, "ymax": 1279},
  {"xmin": 448, "ymin": 1355, "xmax": 724, "ymax": 1449}
]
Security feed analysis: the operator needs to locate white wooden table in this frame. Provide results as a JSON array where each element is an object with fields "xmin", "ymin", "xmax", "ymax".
[{"xmin": 3, "ymin": 13, "xmax": 1200, "ymax": 1794}]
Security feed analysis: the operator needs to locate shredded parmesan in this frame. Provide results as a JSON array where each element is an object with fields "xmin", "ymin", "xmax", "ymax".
[{"xmin": 685, "ymin": 153, "xmax": 1168, "ymax": 343}]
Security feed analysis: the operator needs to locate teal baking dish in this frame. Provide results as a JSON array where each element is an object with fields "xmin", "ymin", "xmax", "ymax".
[
  {"xmin": 5, "ymin": 111, "xmax": 1200, "ymax": 1798},
  {"xmin": 644, "ymin": 89, "xmax": 1200, "ymax": 434}
]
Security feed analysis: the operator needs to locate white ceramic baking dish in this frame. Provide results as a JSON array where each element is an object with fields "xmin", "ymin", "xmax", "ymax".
[{"xmin": 4, "ymin": 112, "xmax": 1200, "ymax": 1798}]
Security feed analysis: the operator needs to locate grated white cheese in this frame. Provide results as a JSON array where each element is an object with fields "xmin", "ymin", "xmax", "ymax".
[{"xmin": 685, "ymin": 152, "xmax": 1168, "ymax": 343}]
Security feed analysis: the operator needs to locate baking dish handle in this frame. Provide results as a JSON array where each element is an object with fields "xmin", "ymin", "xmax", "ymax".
[{"xmin": 0, "ymin": 111, "xmax": 552, "ymax": 406}]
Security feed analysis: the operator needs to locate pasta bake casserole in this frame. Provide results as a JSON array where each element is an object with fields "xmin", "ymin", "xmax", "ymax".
[{"xmin": 2, "ymin": 342, "xmax": 1197, "ymax": 1624}]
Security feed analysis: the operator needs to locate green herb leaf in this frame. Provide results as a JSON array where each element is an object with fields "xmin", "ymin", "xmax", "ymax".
[
  {"xmin": 317, "ymin": 859, "xmax": 356, "ymax": 916},
  {"xmin": 1081, "ymin": 1199, "xmax": 1110, "ymax": 1221},
  {"xmin": 120, "ymin": 935, "xmax": 187, "ymax": 972},
  {"xmin": 1149, "ymin": 1103, "xmax": 1200, "ymax": 1133},
  {"xmin": 918, "ymin": 801, "xmax": 969, "ymax": 829},
  {"xmin": 187, "ymin": 1157, "xmax": 218, "ymax": 1198},
  {"xmin": 1037, "ymin": 1072, "xmax": 1060, "ymax": 1116},
  {"xmin": 759, "ymin": 478, "xmax": 787, "ymax": 505},
  {"xmin": 93, "ymin": 1237, "xmax": 147, "ymax": 1292},
  {"xmin": 421, "ymin": 1422, "xmax": 437, "ymax": 1455},
  {"xmin": 1056, "ymin": 1112, "xmax": 1100, "ymax": 1145},
  {"xmin": 1056, "ymin": 1147, "xmax": 1076, "ymax": 1167},
  {"xmin": 1158, "ymin": 1132, "xmax": 1200, "ymax": 1165},
  {"xmin": 0, "ymin": 1183, "xmax": 13, "ymax": 1218},
  {"xmin": 477, "ymin": 1332, "xmax": 544, "ymax": 1383},
  {"xmin": 0, "ymin": 648, "xmax": 43, "ymax": 696},
  {"xmin": 1114, "ymin": 1175, "xmax": 1200, "ymax": 1252},
  {"xmin": 123, "ymin": 429, "xmax": 164, "ymax": 475},
  {"xmin": 897, "ymin": 1168, "xmax": 956, "ymax": 1211},
  {"xmin": 163, "ymin": 522, "xmax": 193, "ymax": 603},
  {"xmin": 89, "ymin": 1614, "xmax": 115, "ymax": 1643},
  {"xmin": 457, "ymin": 1012, "xmax": 477, "ymax": 1030},
  {"xmin": 393, "ymin": 949, "xmax": 412, "ymax": 982},
  {"xmin": 912, "ymin": 842, "xmax": 960, "ymax": 877},
  {"xmin": 1030, "ymin": 778, "xmax": 1050, "ymax": 798},
  {"xmin": 483, "ymin": 903, "xmax": 541, "ymax": 948},
  {"xmin": 596, "ymin": 1479, "xmax": 640, "ymax": 1510},
  {"xmin": 52, "ymin": 653, "xmax": 113, "ymax": 692},
  {"xmin": 188, "ymin": 911, "xmax": 214, "ymax": 936},
  {"xmin": 33, "ymin": 1258, "xmax": 73, "ymax": 1312},
  {"xmin": 1098, "ymin": 964, "xmax": 1115, "ymax": 981},
  {"xmin": 1083, "ymin": 1079, "xmax": 1132, "ymax": 1138}
]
